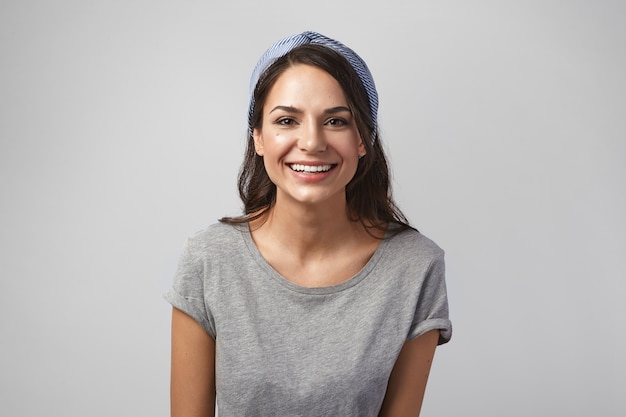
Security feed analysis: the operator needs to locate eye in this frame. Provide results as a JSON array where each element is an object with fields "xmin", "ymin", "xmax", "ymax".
[
  {"xmin": 325, "ymin": 118, "xmax": 349, "ymax": 127},
  {"xmin": 275, "ymin": 117, "xmax": 297, "ymax": 126}
]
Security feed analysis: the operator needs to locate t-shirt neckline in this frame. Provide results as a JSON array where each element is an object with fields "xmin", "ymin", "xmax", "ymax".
[{"xmin": 237, "ymin": 224, "xmax": 391, "ymax": 295}]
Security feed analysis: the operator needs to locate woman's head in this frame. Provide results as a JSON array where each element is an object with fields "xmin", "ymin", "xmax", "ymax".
[{"xmin": 224, "ymin": 31, "xmax": 410, "ymax": 231}]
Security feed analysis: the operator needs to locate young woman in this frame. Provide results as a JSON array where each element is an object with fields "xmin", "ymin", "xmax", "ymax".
[{"xmin": 166, "ymin": 31, "xmax": 452, "ymax": 417}]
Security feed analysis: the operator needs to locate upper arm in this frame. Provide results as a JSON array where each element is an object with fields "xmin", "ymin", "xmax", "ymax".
[
  {"xmin": 378, "ymin": 329, "xmax": 440, "ymax": 417},
  {"xmin": 170, "ymin": 307, "xmax": 216, "ymax": 417}
]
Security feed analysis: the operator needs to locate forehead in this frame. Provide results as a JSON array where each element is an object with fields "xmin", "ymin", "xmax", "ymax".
[{"xmin": 265, "ymin": 64, "xmax": 348, "ymax": 106}]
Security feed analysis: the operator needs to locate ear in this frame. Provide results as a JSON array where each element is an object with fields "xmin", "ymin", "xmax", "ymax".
[
  {"xmin": 357, "ymin": 136, "xmax": 366, "ymax": 158},
  {"xmin": 253, "ymin": 128, "xmax": 264, "ymax": 156}
]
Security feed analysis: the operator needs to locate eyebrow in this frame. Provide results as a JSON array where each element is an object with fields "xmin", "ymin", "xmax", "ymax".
[{"xmin": 269, "ymin": 105, "xmax": 352, "ymax": 115}]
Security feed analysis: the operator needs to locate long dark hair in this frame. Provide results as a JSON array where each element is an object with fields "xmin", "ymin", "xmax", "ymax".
[{"xmin": 220, "ymin": 44, "xmax": 414, "ymax": 234}]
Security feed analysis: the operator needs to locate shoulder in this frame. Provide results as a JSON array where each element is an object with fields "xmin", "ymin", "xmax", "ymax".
[
  {"xmin": 377, "ymin": 227, "xmax": 445, "ymax": 275},
  {"xmin": 386, "ymin": 227, "xmax": 444, "ymax": 260},
  {"xmin": 183, "ymin": 222, "xmax": 247, "ymax": 260}
]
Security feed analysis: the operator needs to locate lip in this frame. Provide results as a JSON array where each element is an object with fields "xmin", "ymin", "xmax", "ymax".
[
  {"xmin": 287, "ymin": 160, "xmax": 335, "ymax": 166},
  {"xmin": 286, "ymin": 161, "xmax": 337, "ymax": 182}
]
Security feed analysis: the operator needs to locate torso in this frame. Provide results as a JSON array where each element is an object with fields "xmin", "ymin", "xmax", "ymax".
[{"xmin": 166, "ymin": 221, "xmax": 451, "ymax": 417}]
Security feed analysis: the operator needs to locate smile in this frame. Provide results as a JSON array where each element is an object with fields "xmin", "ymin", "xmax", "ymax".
[{"xmin": 289, "ymin": 164, "xmax": 334, "ymax": 173}]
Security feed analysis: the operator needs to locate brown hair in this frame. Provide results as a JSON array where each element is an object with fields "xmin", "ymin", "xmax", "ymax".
[{"xmin": 220, "ymin": 44, "xmax": 414, "ymax": 234}]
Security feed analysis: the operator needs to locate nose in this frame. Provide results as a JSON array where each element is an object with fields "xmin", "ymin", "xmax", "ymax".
[{"xmin": 297, "ymin": 120, "xmax": 327, "ymax": 153}]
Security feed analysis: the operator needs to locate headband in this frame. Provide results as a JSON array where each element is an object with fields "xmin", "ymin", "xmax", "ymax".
[{"xmin": 248, "ymin": 31, "xmax": 379, "ymax": 136}]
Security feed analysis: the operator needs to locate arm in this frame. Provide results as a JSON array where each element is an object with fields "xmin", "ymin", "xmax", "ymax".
[
  {"xmin": 170, "ymin": 307, "xmax": 216, "ymax": 417},
  {"xmin": 378, "ymin": 329, "xmax": 440, "ymax": 417}
]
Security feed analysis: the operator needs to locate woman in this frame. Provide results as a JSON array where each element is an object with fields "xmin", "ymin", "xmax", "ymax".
[{"xmin": 166, "ymin": 31, "xmax": 452, "ymax": 417}]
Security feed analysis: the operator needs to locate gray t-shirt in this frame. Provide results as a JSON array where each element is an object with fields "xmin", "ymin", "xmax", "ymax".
[{"xmin": 165, "ymin": 222, "xmax": 452, "ymax": 417}]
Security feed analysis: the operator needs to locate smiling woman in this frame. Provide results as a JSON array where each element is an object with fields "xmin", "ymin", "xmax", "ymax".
[{"xmin": 165, "ymin": 31, "xmax": 452, "ymax": 417}]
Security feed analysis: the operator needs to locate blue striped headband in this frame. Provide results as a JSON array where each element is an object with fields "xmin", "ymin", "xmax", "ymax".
[{"xmin": 248, "ymin": 31, "xmax": 379, "ymax": 137}]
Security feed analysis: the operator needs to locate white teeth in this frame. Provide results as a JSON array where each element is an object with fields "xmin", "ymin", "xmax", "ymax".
[{"xmin": 290, "ymin": 164, "xmax": 332, "ymax": 173}]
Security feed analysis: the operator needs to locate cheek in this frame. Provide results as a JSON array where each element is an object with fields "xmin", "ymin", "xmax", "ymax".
[
  {"xmin": 260, "ymin": 133, "xmax": 293, "ymax": 159},
  {"xmin": 338, "ymin": 140, "xmax": 363, "ymax": 158}
]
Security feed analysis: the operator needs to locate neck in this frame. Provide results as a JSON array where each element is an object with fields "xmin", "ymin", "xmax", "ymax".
[{"xmin": 251, "ymin": 197, "xmax": 362, "ymax": 259}]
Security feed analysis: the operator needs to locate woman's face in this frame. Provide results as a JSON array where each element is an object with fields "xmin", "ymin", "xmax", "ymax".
[{"xmin": 253, "ymin": 64, "xmax": 365, "ymax": 209}]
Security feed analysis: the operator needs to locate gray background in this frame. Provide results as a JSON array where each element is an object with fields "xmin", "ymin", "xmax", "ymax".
[{"xmin": 1, "ymin": 0, "xmax": 624, "ymax": 416}]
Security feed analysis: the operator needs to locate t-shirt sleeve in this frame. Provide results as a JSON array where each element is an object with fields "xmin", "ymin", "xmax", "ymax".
[
  {"xmin": 407, "ymin": 251, "xmax": 452, "ymax": 345},
  {"xmin": 164, "ymin": 238, "xmax": 216, "ymax": 338}
]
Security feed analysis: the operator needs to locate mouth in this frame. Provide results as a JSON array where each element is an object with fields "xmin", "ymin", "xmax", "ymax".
[{"xmin": 289, "ymin": 163, "xmax": 335, "ymax": 173}]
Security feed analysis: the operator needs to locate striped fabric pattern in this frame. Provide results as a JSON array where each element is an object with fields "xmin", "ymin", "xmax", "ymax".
[{"xmin": 248, "ymin": 31, "xmax": 379, "ymax": 138}]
